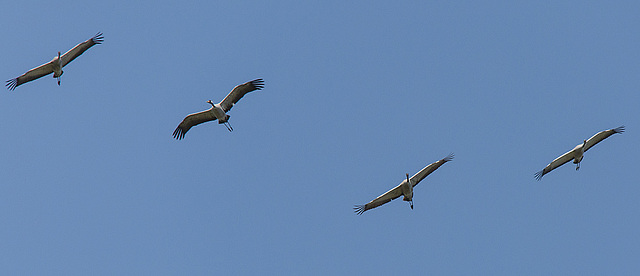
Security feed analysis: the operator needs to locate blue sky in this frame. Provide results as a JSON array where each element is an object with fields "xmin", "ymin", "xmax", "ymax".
[{"xmin": 1, "ymin": 0, "xmax": 638, "ymax": 274}]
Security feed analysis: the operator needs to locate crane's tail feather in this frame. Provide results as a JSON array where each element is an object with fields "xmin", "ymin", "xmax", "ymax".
[{"xmin": 353, "ymin": 205, "xmax": 366, "ymax": 215}]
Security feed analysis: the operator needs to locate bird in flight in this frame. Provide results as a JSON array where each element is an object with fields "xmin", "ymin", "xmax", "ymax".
[
  {"xmin": 535, "ymin": 126, "xmax": 624, "ymax": 180},
  {"xmin": 6, "ymin": 32, "xmax": 104, "ymax": 90},
  {"xmin": 354, "ymin": 154, "xmax": 453, "ymax": 215},
  {"xmin": 173, "ymin": 79, "xmax": 264, "ymax": 139}
]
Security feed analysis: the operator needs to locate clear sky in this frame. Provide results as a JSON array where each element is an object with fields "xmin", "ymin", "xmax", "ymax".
[{"xmin": 1, "ymin": 0, "xmax": 638, "ymax": 275}]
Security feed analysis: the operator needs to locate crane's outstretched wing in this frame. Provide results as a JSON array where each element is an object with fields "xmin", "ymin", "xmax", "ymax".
[
  {"xmin": 410, "ymin": 153, "xmax": 454, "ymax": 187},
  {"xmin": 6, "ymin": 62, "xmax": 55, "ymax": 90},
  {"xmin": 173, "ymin": 109, "xmax": 217, "ymax": 140},
  {"xmin": 584, "ymin": 126, "xmax": 624, "ymax": 152},
  {"xmin": 535, "ymin": 149, "xmax": 575, "ymax": 180},
  {"xmin": 219, "ymin": 79, "xmax": 264, "ymax": 112},
  {"xmin": 61, "ymin": 32, "xmax": 103, "ymax": 67},
  {"xmin": 354, "ymin": 184, "xmax": 404, "ymax": 215}
]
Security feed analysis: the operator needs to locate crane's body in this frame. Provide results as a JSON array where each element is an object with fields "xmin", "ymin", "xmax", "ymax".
[
  {"xmin": 570, "ymin": 140, "xmax": 587, "ymax": 170},
  {"xmin": 52, "ymin": 52, "xmax": 63, "ymax": 85},
  {"xmin": 400, "ymin": 173, "xmax": 413, "ymax": 209}
]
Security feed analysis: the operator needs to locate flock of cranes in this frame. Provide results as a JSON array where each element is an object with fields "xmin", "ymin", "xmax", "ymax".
[{"xmin": 5, "ymin": 33, "xmax": 626, "ymax": 215}]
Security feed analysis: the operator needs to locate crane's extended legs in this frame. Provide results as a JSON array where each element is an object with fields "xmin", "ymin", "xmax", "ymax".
[
  {"xmin": 576, "ymin": 162, "xmax": 580, "ymax": 170},
  {"xmin": 224, "ymin": 121, "xmax": 233, "ymax": 132},
  {"xmin": 410, "ymin": 200, "xmax": 413, "ymax": 209}
]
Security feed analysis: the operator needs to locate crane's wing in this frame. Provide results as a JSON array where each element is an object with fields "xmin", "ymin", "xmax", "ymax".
[
  {"xmin": 173, "ymin": 109, "xmax": 217, "ymax": 140},
  {"xmin": 6, "ymin": 61, "xmax": 56, "ymax": 90},
  {"xmin": 534, "ymin": 149, "xmax": 576, "ymax": 180},
  {"xmin": 584, "ymin": 126, "xmax": 624, "ymax": 152},
  {"xmin": 60, "ymin": 32, "xmax": 103, "ymax": 67},
  {"xmin": 410, "ymin": 153, "xmax": 454, "ymax": 187},
  {"xmin": 354, "ymin": 184, "xmax": 403, "ymax": 215},
  {"xmin": 219, "ymin": 79, "xmax": 264, "ymax": 112}
]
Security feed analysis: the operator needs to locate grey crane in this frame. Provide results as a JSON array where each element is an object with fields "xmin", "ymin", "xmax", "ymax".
[
  {"xmin": 6, "ymin": 33, "xmax": 103, "ymax": 90},
  {"xmin": 535, "ymin": 126, "xmax": 624, "ymax": 180},
  {"xmin": 355, "ymin": 154, "xmax": 453, "ymax": 215},
  {"xmin": 173, "ymin": 79, "xmax": 264, "ymax": 139}
]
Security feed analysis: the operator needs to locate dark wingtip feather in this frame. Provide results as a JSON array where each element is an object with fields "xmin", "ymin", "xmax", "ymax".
[
  {"xmin": 5, "ymin": 78, "xmax": 17, "ymax": 91},
  {"xmin": 172, "ymin": 127, "xmax": 185, "ymax": 140},
  {"xmin": 443, "ymin": 153, "xmax": 454, "ymax": 162},
  {"xmin": 92, "ymin": 32, "xmax": 104, "ymax": 44},
  {"xmin": 613, "ymin": 126, "xmax": 625, "ymax": 134},
  {"xmin": 354, "ymin": 205, "xmax": 366, "ymax": 215},
  {"xmin": 534, "ymin": 170, "xmax": 544, "ymax": 181},
  {"xmin": 251, "ymin": 78, "xmax": 264, "ymax": 90}
]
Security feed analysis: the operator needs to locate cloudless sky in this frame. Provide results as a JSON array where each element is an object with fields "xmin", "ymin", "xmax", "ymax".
[{"xmin": 1, "ymin": 0, "xmax": 639, "ymax": 274}]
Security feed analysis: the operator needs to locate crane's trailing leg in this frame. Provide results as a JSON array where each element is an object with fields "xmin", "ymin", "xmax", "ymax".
[
  {"xmin": 576, "ymin": 162, "xmax": 580, "ymax": 170},
  {"xmin": 224, "ymin": 121, "xmax": 233, "ymax": 132},
  {"xmin": 410, "ymin": 200, "xmax": 413, "ymax": 209}
]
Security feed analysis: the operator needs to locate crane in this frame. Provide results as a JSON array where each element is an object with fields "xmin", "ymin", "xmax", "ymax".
[
  {"xmin": 354, "ymin": 154, "xmax": 453, "ymax": 215},
  {"xmin": 535, "ymin": 126, "xmax": 624, "ymax": 180},
  {"xmin": 6, "ymin": 32, "xmax": 104, "ymax": 90},
  {"xmin": 173, "ymin": 79, "xmax": 264, "ymax": 139}
]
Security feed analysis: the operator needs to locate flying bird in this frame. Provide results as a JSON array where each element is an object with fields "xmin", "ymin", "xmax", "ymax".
[
  {"xmin": 173, "ymin": 79, "xmax": 264, "ymax": 139},
  {"xmin": 535, "ymin": 126, "xmax": 624, "ymax": 180},
  {"xmin": 354, "ymin": 154, "xmax": 453, "ymax": 215},
  {"xmin": 6, "ymin": 32, "xmax": 104, "ymax": 90}
]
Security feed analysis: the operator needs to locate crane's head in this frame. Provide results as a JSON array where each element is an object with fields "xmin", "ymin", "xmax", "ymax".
[{"xmin": 206, "ymin": 100, "xmax": 214, "ymax": 106}]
